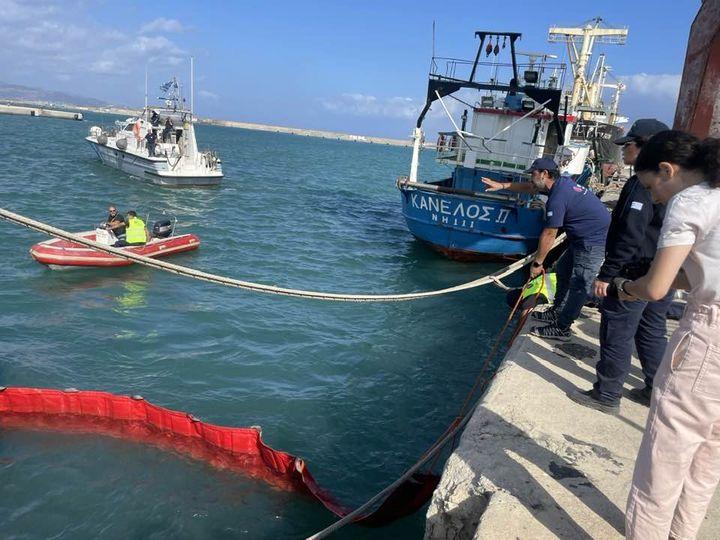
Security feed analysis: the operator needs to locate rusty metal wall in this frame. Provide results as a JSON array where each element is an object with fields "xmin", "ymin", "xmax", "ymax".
[{"xmin": 674, "ymin": 0, "xmax": 720, "ymax": 137}]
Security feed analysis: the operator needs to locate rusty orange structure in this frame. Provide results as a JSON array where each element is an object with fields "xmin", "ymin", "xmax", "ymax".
[{"xmin": 675, "ymin": 0, "xmax": 720, "ymax": 137}]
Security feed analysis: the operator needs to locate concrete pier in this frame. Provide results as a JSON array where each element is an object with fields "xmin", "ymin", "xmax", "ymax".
[
  {"xmin": 425, "ymin": 307, "xmax": 720, "ymax": 539},
  {"xmin": 0, "ymin": 104, "xmax": 83, "ymax": 121}
]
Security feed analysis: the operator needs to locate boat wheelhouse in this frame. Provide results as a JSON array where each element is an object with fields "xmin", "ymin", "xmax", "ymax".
[
  {"xmin": 397, "ymin": 31, "xmax": 580, "ymax": 260},
  {"xmin": 398, "ymin": 21, "xmax": 630, "ymax": 261},
  {"xmin": 86, "ymin": 60, "xmax": 223, "ymax": 187}
]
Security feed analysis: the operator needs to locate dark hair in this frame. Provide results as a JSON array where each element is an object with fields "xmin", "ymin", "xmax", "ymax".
[
  {"xmin": 632, "ymin": 136, "xmax": 649, "ymax": 148},
  {"xmin": 635, "ymin": 130, "xmax": 720, "ymax": 187},
  {"xmin": 544, "ymin": 169, "xmax": 559, "ymax": 179},
  {"xmin": 127, "ymin": 210, "xmax": 137, "ymax": 217}
]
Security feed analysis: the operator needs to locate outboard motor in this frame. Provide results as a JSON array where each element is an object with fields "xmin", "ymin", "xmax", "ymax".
[{"xmin": 152, "ymin": 220, "xmax": 173, "ymax": 238}]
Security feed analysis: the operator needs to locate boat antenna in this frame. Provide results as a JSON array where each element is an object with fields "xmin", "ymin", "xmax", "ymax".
[
  {"xmin": 144, "ymin": 63, "xmax": 148, "ymax": 119},
  {"xmin": 190, "ymin": 56, "xmax": 194, "ymax": 117},
  {"xmin": 432, "ymin": 20, "xmax": 436, "ymax": 58}
]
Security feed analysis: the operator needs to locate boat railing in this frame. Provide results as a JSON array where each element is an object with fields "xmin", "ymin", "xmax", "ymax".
[
  {"xmin": 435, "ymin": 131, "xmax": 540, "ymax": 173},
  {"xmin": 429, "ymin": 56, "xmax": 566, "ymax": 89},
  {"xmin": 199, "ymin": 150, "xmax": 221, "ymax": 170},
  {"xmin": 397, "ymin": 175, "xmax": 536, "ymax": 205},
  {"xmin": 89, "ymin": 125, "xmax": 119, "ymax": 138}
]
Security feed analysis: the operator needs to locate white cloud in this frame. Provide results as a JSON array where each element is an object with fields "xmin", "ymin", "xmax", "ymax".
[
  {"xmin": 619, "ymin": 73, "xmax": 682, "ymax": 101},
  {"xmin": 0, "ymin": 2, "xmax": 185, "ymax": 79},
  {"xmin": 0, "ymin": 0, "xmax": 57, "ymax": 23},
  {"xmin": 198, "ymin": 89, "xmax": 218, "ymax": 100},
  {"xmin": 139, "ymin": 18, "xmax": 186, "ymax": 34},
  {"xmin": 320, "ymin": 93, "xmax": 419, "ymax": 119},
  {"xmin": 616, "ymin": 73, "xmax": 682, "ymax": 126}
]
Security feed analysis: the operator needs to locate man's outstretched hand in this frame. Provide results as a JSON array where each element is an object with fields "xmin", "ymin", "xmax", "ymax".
[{"xmin": 482, "ymin": 177, "xmax": 506, "ymax": 192}]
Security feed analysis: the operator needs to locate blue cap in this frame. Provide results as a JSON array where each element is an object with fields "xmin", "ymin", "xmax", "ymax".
[
  {"xmin": 614, "ymin": 118, "xmax": 670, "ymax": 145},
  {"xmin": 525, "ymin": 157, "xmax": 559, "ymax": 174}
]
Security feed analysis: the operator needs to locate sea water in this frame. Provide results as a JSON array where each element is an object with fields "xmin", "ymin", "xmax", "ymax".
[{"xmin": 0, "ymin": 113, "xmax": 516, "ymax": 538}]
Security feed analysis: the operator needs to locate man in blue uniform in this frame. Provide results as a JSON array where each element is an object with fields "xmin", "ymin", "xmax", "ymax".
[
  {"xmin": 570, "ymin": 119, "xmax": 672, "ymax": 414},
  {"xmin": 483, "ymin": 157, "xmax": 610, "ymax": 341}
]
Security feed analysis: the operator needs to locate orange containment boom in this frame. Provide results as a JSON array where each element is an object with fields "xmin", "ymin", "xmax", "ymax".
[{"xmin": 0, "ymin": 387, "xmax": 438, "ymax": 527}]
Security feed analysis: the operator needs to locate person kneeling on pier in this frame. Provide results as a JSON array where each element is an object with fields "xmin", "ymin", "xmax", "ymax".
[{"xmin": 113, "ymin": 211, "xmax": 148, "ymax": 247}]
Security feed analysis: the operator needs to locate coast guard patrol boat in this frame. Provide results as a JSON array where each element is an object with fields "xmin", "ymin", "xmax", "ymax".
[
  {"xmin": 397, "ymin": 20, "xmax": 628, "ymax": 260},
  {"xmin": 86, "ymin": 61, "xmax": 223, "ymax": 187}
]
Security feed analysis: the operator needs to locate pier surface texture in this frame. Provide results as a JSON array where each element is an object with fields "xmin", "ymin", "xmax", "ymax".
[{"xmin": 425, "ymin": 307, "xmax": 720, "ymax": 539}]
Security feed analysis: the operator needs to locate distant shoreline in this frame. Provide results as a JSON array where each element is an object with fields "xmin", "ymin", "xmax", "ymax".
[{"xmin": 1, "ymin": 99, "xmax": 414, "ymax": 147}]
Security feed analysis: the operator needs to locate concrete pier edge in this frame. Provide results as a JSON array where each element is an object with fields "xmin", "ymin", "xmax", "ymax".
[{"xmin": 425, "ymin": 307, "xmax": 720, "ymax": 539}]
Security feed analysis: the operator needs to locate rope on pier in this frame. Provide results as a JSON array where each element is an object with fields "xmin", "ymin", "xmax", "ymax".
[{"xmin": 0, "ymin": 206, "xmax": 565, "ymax": 302}]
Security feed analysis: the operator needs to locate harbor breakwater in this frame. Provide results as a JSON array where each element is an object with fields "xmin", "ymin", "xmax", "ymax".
[{"xmin": 0, "ymin": 103, "xmax": 83, "ymax": 121}]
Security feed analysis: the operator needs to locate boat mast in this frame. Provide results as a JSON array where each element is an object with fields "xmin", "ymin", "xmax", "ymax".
[
  {"xmin": 548, "ymin": 17, "xmax": 628, "ymax": 112},
  {"xmin": 190, "ymin": 56, "xmax": 194, "ymax": 118},
  {"xmin": 144, "ymin": 64, "xmax": 148, "ymax": 120}
]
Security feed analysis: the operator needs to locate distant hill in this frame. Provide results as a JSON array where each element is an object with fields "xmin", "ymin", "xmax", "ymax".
[{"xmin": 0, "ymin": 82, "xmax": 107, "ymax": 107}]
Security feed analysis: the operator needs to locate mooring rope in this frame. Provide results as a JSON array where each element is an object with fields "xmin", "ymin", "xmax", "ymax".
[
  {"xmin": 306, "ymin": 277, "xmax": 536, "ymax": 539},
  {"xmin": 0, "ymin": 207, "xmax": 565, "ymax": 302}
]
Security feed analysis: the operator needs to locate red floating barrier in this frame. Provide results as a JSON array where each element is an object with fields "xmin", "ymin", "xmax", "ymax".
[{"xmin": 0, "ymin": 387, "xmax": 438, "ymax": 527}]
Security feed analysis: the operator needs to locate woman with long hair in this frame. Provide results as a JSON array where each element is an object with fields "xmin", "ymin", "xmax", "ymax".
[{"xmin": 617, "ymin": 130, "xmax": 720, "ymax": 539}]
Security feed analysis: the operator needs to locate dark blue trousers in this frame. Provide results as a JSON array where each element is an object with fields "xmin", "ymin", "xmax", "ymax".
[
  {"xmin": 553, "ymin": 244, "xmax": 606, "ymax": 330},
  {"xmin": 594, "ymin": 291, "xmax": 674, "ymax": 402}
]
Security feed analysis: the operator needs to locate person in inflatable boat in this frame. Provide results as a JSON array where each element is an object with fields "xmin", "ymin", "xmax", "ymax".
[{"xmin": 113, "ymin": 210, "xmax": 149, "ymax": 247}]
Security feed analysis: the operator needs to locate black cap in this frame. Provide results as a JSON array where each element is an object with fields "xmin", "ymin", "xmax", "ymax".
[
  {"xmin": 525, "ymin": 157, "xmax": 559, "ymax": 174},
  {"xmin": 614, "ymin": 119, "xmax": 670, "ymax": 145}
]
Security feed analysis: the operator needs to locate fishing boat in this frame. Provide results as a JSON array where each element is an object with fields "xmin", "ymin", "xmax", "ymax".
[
  {"xmin": 30, "ymin": 220, "xmax": 200, "ymax": 269},
  {"xmin": 397, "ymin": 20, "xmax": 628, "ymax": 260},
  {"xmin": 86, "ymin": 59, "xmax": 223, "ymax": 187}
]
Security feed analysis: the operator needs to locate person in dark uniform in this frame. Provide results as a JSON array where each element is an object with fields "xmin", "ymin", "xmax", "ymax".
[
  {"xmin": 569, "ymin": 119, "xmax": 672, "ymax": 414},
  {"xmin": 162, "ymin": 117, "xmax": 174, "ymax": 143},
  {"xmin": 104, "ymin": 205, "xmax": 125, "ymax": 239},
  {"xmin": 145, "ymin": 129, "xmax": 158, "ymax": 156}
]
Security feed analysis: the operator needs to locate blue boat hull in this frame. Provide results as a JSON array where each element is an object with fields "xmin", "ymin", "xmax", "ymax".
[{"xmin": 399, "ymin": 167, "xmax": 546, "ymax": 261}]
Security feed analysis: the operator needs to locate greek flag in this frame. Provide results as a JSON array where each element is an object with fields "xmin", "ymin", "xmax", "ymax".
[{"xmin": 160, "ymin": 80, "xmax": 176, "ymax": 93}]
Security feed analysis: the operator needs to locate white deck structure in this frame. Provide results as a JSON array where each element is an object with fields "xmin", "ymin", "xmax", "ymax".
[{"xmin": 86, "ymin": 69, "xmax": 223, "ymax": 187}]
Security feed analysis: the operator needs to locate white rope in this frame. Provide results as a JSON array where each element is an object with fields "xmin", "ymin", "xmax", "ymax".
[{"xmin": 0, "ymin": 207, "xmax": 564, "ymax": 302}]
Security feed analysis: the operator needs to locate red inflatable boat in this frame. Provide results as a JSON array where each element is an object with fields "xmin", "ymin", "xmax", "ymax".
[{"xmin": 30, "ymin": 229, "xmax": 200, "ymax": 269}]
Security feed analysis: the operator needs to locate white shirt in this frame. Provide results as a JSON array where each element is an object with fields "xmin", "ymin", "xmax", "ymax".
[{"xmin": 658, "ymin": 182, "xmax": 720, "ymax": 304}]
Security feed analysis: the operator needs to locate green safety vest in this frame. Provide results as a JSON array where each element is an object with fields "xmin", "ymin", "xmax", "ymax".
[
  {"xmin": 125, "ymin": 217, "xmax": 147, "ymax": 244},
  {"xmin": 522, "ymin": 272, "xmax": 557, "ymax": 302}
]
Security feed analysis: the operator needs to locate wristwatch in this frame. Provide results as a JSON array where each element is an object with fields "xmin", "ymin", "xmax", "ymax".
[
  {"xmin": 531, "ymin": 261, "xmax": 543, "ymax": 268},
  {"xmin": 620, "ymin": 279, "xmax": 631, "ymax": 295}
]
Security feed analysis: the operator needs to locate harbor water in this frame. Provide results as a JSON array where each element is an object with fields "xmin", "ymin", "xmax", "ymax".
[{"xmin": 0, "ymin": 113, "xmax": 515, "ymax": 539}]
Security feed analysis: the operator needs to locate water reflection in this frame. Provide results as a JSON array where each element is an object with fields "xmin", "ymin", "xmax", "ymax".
[{"xmin": 112, "ymin": 280, "xmax": 148, "ymax": 314}]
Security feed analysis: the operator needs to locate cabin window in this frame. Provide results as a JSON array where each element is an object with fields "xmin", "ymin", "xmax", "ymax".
[{"xmin": 124, "ymin": 124, "xmax": 134, "ymax": 131}]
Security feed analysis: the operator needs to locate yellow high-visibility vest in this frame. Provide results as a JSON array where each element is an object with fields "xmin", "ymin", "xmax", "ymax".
[
  {"xmin": 125, "ymin": 217, "xmax": 147, "ymax": 244},
  {"xmin": 522, "ymin": 272, "xmax": 557, "ymax": 302}
]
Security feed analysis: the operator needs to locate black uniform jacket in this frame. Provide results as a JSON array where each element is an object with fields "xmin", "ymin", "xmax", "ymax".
[{"xmin": 597, "ymin": 175, "xmax": 666, "ymax": 281}]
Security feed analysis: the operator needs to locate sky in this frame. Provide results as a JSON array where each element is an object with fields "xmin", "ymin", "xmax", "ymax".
[{"xmin": 0, "ymin": 0, "xmax": 700, "ymax": 138}]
